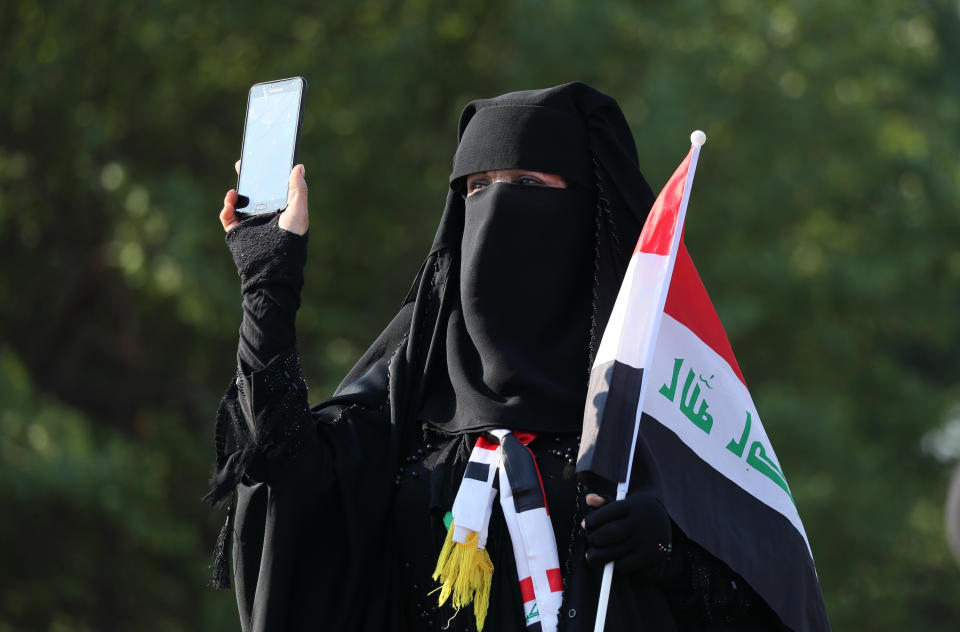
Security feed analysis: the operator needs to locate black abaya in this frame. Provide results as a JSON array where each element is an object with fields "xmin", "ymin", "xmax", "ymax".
[{"xmin": 204, "ymin": 82, "xmax": 788, "ymax": 631}]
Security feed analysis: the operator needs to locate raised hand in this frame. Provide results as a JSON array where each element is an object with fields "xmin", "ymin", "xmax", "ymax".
[{"xmin": 219, "ymin": 161, "xmax": 309, "ymax": 235}]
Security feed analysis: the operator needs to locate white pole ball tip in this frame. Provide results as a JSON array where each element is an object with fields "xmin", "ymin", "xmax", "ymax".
[{"xmin": 690, "ymin": 130, "xmax": 707, "ymax": 146}]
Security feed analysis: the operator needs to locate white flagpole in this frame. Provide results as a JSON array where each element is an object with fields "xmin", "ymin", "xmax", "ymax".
[{"xmin": 592, "ymin": 130, "xmax": 706, "ymax": 632}]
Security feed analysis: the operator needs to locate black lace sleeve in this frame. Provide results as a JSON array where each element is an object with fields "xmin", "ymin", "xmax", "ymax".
[
  {"xmin": 224, "ymin": 211, "xmax": 308, "ymax": 372},
  {"xmin": 202, "ymin": 348, "xmax": 320, "ymax": 586},
  {"xmin": 205, "ymin": 211, "xmax": 315, "ymax": 505},
  {"xmin": 203, "ymin": 212, "xmax": 316, "ymax": 587},
  {"xmin": 203, "ymin": 214, "xmax": 401, "ymax": 629},
  {"xmin": 203, "ymin": 349, "xmax": 313, "ymax": 507}
]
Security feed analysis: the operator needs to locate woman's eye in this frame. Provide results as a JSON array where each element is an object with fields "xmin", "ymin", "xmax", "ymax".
[
  {"xmin": 468, "ymin": 180, "xmax": 489, "ymax": 193},
  {"xmin": 515, "ymin": 175, "xmax": 544, "ymax": 186}
]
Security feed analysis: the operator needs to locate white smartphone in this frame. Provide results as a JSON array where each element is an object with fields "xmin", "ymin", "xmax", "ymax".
[{"xmin": 235, "ymin": 76, "xmax": 307, "ymax": 217}]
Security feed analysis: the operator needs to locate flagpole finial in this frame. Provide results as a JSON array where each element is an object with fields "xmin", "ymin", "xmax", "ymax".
[{"xmin": 690, "ymin": 130, "xmax": 707, "ymax": 146}]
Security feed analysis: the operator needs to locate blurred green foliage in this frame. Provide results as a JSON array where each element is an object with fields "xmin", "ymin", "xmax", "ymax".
[{"xmin": 1, "ymin": 0, "xmax": 959, "ymax": 629}]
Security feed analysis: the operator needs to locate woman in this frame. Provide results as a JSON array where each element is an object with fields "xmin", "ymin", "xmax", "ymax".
[{"xmin": 206, "ymin": 82, "xmax": 785, "ymax": 631}]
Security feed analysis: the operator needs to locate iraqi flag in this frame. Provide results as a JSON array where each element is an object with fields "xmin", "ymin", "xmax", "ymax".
[{"xmin": 577, "ymin": 133, "xmax": 830, "ymax": 631}]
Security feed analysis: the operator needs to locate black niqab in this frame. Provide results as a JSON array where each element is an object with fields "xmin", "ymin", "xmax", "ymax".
[
  {"xmin": 332, "ymin": 82, "xmax": 655, "ymax": 438},
  {"xmin": 426, "ymin": 183, "xmax": 595, "ymax": 432}
]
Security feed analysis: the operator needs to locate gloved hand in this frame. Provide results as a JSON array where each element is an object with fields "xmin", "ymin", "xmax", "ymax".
[
  {"xmin": 582, "ymin": 491, "xmax": 673, "ymax": 578},
  {"xmin": 220, "ymin": 160, "xmax": 309, "ymax": 235}
]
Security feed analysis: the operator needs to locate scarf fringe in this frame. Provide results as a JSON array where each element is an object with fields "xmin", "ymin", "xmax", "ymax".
[
  {"xmin": 208, "ymin": 499, "xmax": 235, "ymax": 589},
  {"xmin": 432, "ymin": 523, "xmax": 493, "ymax": 630}
]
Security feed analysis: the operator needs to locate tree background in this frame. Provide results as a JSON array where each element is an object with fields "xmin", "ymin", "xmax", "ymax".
[{"xmin": 2, "ymin": 0, "xmax": 958, "ymax": 629}]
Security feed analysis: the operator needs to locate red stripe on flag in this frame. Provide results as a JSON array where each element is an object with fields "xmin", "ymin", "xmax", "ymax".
[
  {"xmin": 664, "ymin": 242, "xmax": 747, "ymax": 386},
  {"xmin": 546, "ymin": 568, "xmax": 563, "ymax": 592},
  {"xmin": 476, "ymin": 436, "xmax": 499, "ymax": 451},
  {"xmin": 519, "ymin": 577, "xmax": 535, "ymax": 603},
  {"xmin": 635, "ymin": 148, "xmax": 692, "ymax": 256}
]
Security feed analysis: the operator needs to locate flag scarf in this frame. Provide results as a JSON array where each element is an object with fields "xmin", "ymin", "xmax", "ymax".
[
  {"xmin": 434, "ymin": 430, "xmax": 564, "ymax": 631},
  {"xmin": 578, "ymin": 139, "xmax": 830, "ymax": 631}
]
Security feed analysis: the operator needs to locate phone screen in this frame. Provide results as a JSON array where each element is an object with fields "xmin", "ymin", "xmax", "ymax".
[{"xmin": 236, "ymin": 77, "xmax": 305, "ymax": 213}]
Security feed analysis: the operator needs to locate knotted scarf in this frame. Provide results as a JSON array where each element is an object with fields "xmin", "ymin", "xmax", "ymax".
[{"xmin": 434, "ymin": 430, "xmax": 564, "ymax": 631}]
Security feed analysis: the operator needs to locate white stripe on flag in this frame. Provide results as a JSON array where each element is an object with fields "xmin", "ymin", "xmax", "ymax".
[
  {"xmin": 644, "ymin": 315, "xmax": 811, "ymax": 555},
  {"xmin": 593, "ymin": 252, "xmax": 671, "ymax": 369}
]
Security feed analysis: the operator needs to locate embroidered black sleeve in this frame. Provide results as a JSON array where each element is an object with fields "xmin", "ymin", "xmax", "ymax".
[
  {"xmin": 206, "ymin": 212, "xmax": 312, "ymax": 501},
  {"xmin": 203, "ymin": 349, "xmax": 312, "ymax": 507},
  {"xmin": 224, "ymin": 211, "xmax": 309, "ymax": 372},
  {"xmin": 202, "ymin": 348, "xmax": 314, "ymax": 589},
  {"xmin": 205, "ymin": 214, "xmax": 314, "ymax": 588}
]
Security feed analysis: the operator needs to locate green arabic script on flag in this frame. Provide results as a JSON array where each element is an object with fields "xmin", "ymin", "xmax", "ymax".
[{"xmin": 656, "ymin": 356, "xmax": 794, "ymax": 505}]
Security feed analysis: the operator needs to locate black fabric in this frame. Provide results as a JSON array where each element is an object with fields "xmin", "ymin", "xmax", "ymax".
[
  {"xmin": 641, "ymin": 415, "xmax": 827, "ymax": 631},
  {"xmin": 577, "ymin": 360, "xmax": 647, "ymax": 484},
  {"xmin": 464, "ymin": 461, "xmax": 491, "ymax": 482},
  {"xmin": 583, "ymin": 490, "xmax": 672, "ymax": 576},
  {"xmin": 415, "ymin": 83, "xmax": 655, "ymax": 396},
  {"xmin": 207, "ymin": 81, "xmax": 787, "ymax": 631},
  {"xmin": 224, "ymin": 211, "xmax": 308, "ymax": 372},
  {"xmin": 499, "ymin": 432, "xmax": 548, "ymax": 513},
  {"xmin": 418, "ymin": 183, "xmax": 595, "ymax": 433},
  {"xmin": 409, "ymin": 82, "xmax": 656, "ymax": 437},
  {"xmin": 203, "ymin": 350, "xmax": 312, "ymax": 509},
  {"xmin": 451, "ymin": 105, "xmax": 593, "ymax": 190}
]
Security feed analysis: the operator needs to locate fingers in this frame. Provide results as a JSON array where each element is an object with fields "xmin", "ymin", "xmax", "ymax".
[
  {"xmin": 219, "ymin": 206, "xmax": 238, "ymax": 232},
  {"xmin": 289, "ymin": 163, "xmax": 306, "ymax": 191},
  {"xmin": 616, "ymin": 548, "xmax": 654, "ymax": 571},
  {"xmin": 220, "ymin": 189, "xmax": 240, "ymax": 232},
  {"xmin": 226, "ymin": 162, "xmax": 308, "ymax": 235},
  {"xmin": 585, "ymin": 493, "xmax": 607, "ymax": 508},
  {"xmin": 583, "ymin": 499, "xmax": 634, "ymax": 563},
  {"xmin": 584, "ymin": 508, "xmax": 646, "ymax": 567},
  {"xmin": 582, "ymin": 493, "xmax": 672, "ymax": 571},
  {"xmin": 588, "ymin": 542, "xmax": 655, "ymax": 570},
  {"xmin": 587, "ymin": 517, "xmax": 632, "ymax": 548},
  {"xmin": 222, "ymin": 161, "xmax": 240, "ymax": 233},
  {"xmin": 586, "ymin": 539, "xmax": 636, "ymax": 566},
  {"xmin": 278, "ymin": 164, "xmax": 309, "ymax": 236},
  {"xmin": 583, "ymin": 497, "xmax": 629, "ymax": 531}
]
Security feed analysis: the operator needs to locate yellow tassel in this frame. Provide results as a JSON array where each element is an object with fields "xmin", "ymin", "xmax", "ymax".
[{"xmin": 432, "ymin": 523, "xmax": 494, "ymax": 630}]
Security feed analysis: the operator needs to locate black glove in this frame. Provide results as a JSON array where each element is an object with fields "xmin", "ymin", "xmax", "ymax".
[
  {"xmin": 224, "ymin": 211, "xmax": 309, "ymax": 372},
  {"xmin": 583, "ymin": 490, "xmax": 673, "ymax": 578},
  {"xmin": 225, "ymin": 211, "xmax": 308, "ymax": 296}
]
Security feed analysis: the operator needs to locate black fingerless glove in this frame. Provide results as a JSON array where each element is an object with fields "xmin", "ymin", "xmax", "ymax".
[
  {"xmin": 583, "ymin": 490, "xmax": 674, "ymax": 580},
  {"xmin": 225, "ymin": 211, "xmax": 308, "ymax": 295},
  {"xmin": 225, "ymin": 212, "xmax": 309, "ymax": 371}
]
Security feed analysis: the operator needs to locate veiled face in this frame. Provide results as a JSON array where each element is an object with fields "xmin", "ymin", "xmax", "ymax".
[{"xmin": 465, "ymin": 169, "xmax": 567, "ymax": 196}]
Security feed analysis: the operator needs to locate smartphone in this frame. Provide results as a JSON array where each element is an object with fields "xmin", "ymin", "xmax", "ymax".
[{"xmin": 235, "ymin": 76, "xmax": 307, "ymax": 217}]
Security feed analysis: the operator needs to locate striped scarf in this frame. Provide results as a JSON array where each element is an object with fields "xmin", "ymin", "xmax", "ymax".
[{"xmin": 433, "ymin": 430, "xmax": 563, "ymax": 631}]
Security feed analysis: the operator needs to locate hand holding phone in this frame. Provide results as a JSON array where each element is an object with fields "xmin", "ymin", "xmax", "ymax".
[
  {"xmin": 220, "ymin": 161, "xmax": 308, "ymax": 235},
  {"xmin": 220, "ymin": 76, "xmax": 309, "ymax": 235}
]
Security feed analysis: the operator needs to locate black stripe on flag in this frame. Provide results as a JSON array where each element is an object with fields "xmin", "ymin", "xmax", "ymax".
[
  {"xmin": 500, "ymin": 434, "xmax": 546, "ymax": 513},
  {"xmin": 577, "ymin": 360, "xmax": 645, "ymax": 483},
  {"xmin": 640, "ymin": 414, "xmax": 831, "ymax": 632},
  {"xmin": 464, "ymin": 461, "xmax": 490, "ymax": 482}
]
